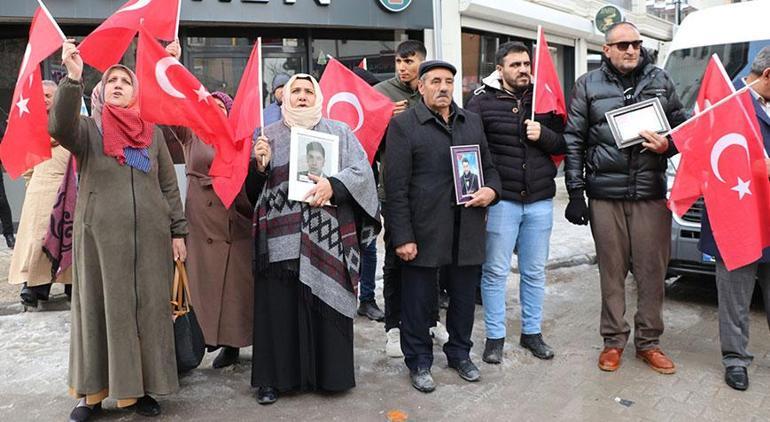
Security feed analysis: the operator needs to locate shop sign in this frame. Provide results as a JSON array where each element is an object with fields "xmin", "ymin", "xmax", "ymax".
[
  {"xmin": 595, "ymin": 5, "xmax": 623, "ymax": 33},
  {"xmin": 377, "ymin": 0, "xmax": 412, "ymax": 13}
]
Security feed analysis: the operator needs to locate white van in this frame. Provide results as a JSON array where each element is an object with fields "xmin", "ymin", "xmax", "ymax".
[{"xmin": 664, "ymin": 1, "xmax": 770, "ymax": 277}]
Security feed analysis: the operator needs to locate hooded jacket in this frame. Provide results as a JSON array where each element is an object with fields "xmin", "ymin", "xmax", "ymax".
[
  {"xmin": 465, "ymin": 71, "xmax": 566, "ymax": 203},
  {"xmin": 564, "ymin": 49, "xmax": 688, "ymax": 200}
]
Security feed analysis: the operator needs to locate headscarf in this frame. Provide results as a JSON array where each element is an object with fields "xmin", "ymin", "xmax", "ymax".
[
  {"xmin": 92, "ymin": 65, "xmax": 154, "ymax": 171},
  {"xmin": 211, "ymin": 91, "xmax": 233, "ymax": 114},
  {"xmin": 281, "ymin": 73, "xmax": 324, "ymax": 129}
]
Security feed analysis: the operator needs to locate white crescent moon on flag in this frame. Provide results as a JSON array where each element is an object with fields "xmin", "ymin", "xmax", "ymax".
[
  {"xmin": 117, "ymin": 0, "xmax": 152, "ymax": 13},
  {"xmin": 710, "ymin": 132, "xmax": 750, "ymax": 183},
  {"xmin": 155, "ymin": 57, "xmax": 186, "ymax": 99},
  {"xmin": 327, "ymin": 92, "xmax": 364, "ymax": 132}
]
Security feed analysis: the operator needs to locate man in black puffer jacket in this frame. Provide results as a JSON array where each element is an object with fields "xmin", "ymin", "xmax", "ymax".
[
  {"xmin": 564, "ymin": 22, "xmax": 687, "ymax": 375},
  {"xmin": 465, "ymin": 41, "xmax": 565, "ymax": 365}
]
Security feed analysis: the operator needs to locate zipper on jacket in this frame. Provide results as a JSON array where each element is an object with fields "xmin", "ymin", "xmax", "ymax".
[{"xmin": 131, "ymin": 169, "xmax": 140, "ymax": 339}]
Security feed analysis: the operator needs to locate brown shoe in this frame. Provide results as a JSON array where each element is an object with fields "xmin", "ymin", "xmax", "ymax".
[
  {"xmin": 636, "ymin": 347, "xmax": 676, "ymax": 374},
  {"xmin": 598, "ymin": 347, "xmax": 623, "ymax": 372}
]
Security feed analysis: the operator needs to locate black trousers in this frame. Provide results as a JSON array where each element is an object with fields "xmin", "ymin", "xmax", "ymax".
[
  {"xmin": 0, "ymin": 172, "xmax": 13, "ymax": 235},
  {"xmin": 382, "ymin": 211, "xmax": 439, "ymax": 332},
  {"xmin": 400, "ymin": 263, "xmax": 480, "ymax": 371}
]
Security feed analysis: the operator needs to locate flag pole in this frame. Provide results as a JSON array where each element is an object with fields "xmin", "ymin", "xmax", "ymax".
[
  {"xmin": 257, "ymin": 38, "xmax": 266, "ymax": 167},
  {"xmin": 667, "ymin": 78, "xmax": 761, "ymax": 137},
  {"xmin": 531, "ymin": 25, "xmax": 541, "ymax": 122},
  {"xmin": 174, "ymin": 0, "xmax": 181, "ymax": 39},
  {"xmin": 36, "ymin": 0, "xmax": 66, "ymax": 41}
]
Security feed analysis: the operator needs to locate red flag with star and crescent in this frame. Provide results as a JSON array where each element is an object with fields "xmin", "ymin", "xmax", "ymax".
[
  {"xmin": 319, "ymin": 57, "xmax": 394, "ymax": 164},
  {"xmin": 136, "ymin": 26, "xmax": 235, "ymax": 177},
  {"xmin": 0, "ymin": 4, "xmax": 66, "ymax": 178},
  {"xmin": 79, "ymin": 0, "xmax": 180, "ymax": 72},
  {"xmin": 668, "ymin": 54, "xmax": 736, "ymax": 217},
  {"xmin": 669, "ymin": 86, "xmax": 770, "ymax": 270},
  {"xmin": 532, "ymin": 26, "xmax": 566, "ymax": 166}
]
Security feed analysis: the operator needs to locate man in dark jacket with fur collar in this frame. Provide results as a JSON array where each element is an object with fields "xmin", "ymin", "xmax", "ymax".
[
  {"xmin": 465, "ymin": 41, "xmax": 565, "ymax": 365},
  {"xmin": 564, "ymin": 22, "xmax": 687, "ymax": 375}
]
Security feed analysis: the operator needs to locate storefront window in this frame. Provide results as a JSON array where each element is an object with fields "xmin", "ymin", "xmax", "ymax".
[
  {"xmin": 0, "ymin": 38, "xmax": 27, "ymax": 134},
  {"xmin": 606, "ymin": 0, "xmax": 632, "ymax": 10},
  {"xmin": 311, "ymin": 38, "xmax": 397, "ymax": 82}
]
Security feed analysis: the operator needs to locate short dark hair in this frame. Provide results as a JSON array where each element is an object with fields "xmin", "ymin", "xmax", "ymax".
[
  {"xmin": 461, "ymin": 158, "xmax": 470, "ymax": 165},
  {"xmin": 306, "ymin": 141, "xmax": 325, "ymax": 158},
  {"xmin": 604, "ymin": 21, "xmax": 639, "ymax": 43},
  {"xmin": 495, "ymin": 41, "xmax": 530, "ymax": 66},
  {"xmin": 396, "ymin": 40, "xmax": 426, "ymax": 60}
]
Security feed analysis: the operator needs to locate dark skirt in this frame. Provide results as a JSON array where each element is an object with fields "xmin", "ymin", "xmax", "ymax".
[{"xmin": 251, "ymin": 263, "xmax": 355, "ymax": 393}]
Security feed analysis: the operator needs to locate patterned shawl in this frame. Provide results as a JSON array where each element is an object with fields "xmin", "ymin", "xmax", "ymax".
[
  {"xmin": 255, "ymin": 118, "xmax": 380, "ymax": 319},
  {"xmin": 43, "ymin": 156, "xmax": 77, "ymax": 278}
]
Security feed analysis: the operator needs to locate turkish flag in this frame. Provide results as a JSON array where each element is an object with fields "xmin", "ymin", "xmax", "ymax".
[
  {"xmin": 670, "ymin": 89, "xmax": 770, "ymax": 270},
  {"xmin": 320, "ymin": 58, "xmax": 394, "ymax": 164},
  {"xmin": 0, "ymin": 5, "xmax": 66, "ymax": 178},
  {"xmin": 358, "ymin": 58, "xmax": 367, "ymax": 70},
  {"xmin": 211, "ymin": 39, "xmax": 263, "ymax": 209},
  {"xmin": 79, "ymin": 0, "xmax": 180, "ymax": 72},
  {"xmin": 669, "ymin": 54, "xmax": 736, "ymax": 216},
  {"xmin": 135, "ymin": 26, "xmax": 235, "ymax": 175},
  {"xmin": 532, "ymin": 26, "xmax": 566, "ymax": 166}
]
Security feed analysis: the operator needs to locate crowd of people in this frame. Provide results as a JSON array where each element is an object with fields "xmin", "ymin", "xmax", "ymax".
[{"xmin": 5, "ymin": 20, "xmax": 770, "ymax": 421}]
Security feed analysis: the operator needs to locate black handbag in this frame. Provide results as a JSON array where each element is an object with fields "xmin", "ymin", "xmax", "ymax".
[{"xmin": 171, "ymin": 259, "xmax": 205, "ymax": 374}]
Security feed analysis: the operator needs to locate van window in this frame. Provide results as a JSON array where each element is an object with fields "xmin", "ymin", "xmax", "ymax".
[{"xmin": 665, "ymin": 42, "xmax": 750, "ymax": 109}]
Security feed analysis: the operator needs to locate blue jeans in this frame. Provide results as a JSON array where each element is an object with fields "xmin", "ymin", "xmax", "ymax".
[
  {"xmin": 359, "ymin": 240, "xmax": 378, "ymax": 302},
  {"xmin": 481, "ymin": 199, "xmax": 553, "ymax": 339}
]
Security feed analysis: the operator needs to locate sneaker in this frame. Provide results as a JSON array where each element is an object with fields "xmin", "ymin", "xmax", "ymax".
[
  {"xmin": 520, "ymin": 333, "xmax": 555, "ymax": 360},
  {"xmin": 430, "ymin": 322, "xmax": 449, "ymax": 346},
  {"xmin": 385, "ymin": 328, "xmax": 403, "ymax": 358},
  {"xmin": 409, "ymin": 368, "xmax": 436, "ymax": 393},
  {"xmin": 448, "ymin": 359, "xmax": 480, "ymax": 382},
  {"xmin": 357, "ymin": 300, "xmax": 385, "ymax": 322}
]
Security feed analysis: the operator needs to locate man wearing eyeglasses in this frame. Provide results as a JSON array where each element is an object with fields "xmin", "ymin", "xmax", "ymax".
[{"xmin": 564, "ymin": 21, "xmax": 687, "ymax": 374}]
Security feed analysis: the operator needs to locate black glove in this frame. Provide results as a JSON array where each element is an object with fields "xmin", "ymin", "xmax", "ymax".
[{"xmin": 565, "ymin": 197, "xmax": 589, "ymax": 226}]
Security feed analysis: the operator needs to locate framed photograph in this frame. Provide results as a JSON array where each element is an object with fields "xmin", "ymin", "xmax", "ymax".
[
  {"xmin": 288, "ymin": 127, "xmax": 340, "ymax": 205},
  {"xmin": 605, "ymin": 97, "xmax": 671, "ymax": 149},
  {"xmin": 450, "ymin": 145, "xmax": 484, "ymax": 205}
]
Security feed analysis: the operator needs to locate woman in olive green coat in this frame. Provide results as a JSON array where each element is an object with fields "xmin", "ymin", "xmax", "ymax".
[{"xmin": 50, "ymin": 41, "xmax": 187, "ymax": 422}]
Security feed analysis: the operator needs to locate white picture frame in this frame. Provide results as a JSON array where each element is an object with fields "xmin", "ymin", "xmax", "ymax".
[
  {"xmin": 605, "ymin": 97, "xmax": 671, "ymax": 149},
  {"xmin": 288, "ymin": 127, "xmax": 340, "ymax": 205}
]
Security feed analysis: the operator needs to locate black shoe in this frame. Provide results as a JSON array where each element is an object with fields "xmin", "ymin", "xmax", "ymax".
[
  {"xmin": 20, "ymin": 283, "xmax": 38, "ymax": 308},
  {"xmin": 128, "ymin": 395, "xmax": 161, "ymax": 417},
  {"xmin": 482, "ymin": 338, "xmax": 504, "ymax": 364},
  {"xmin": 212, "ymin": 346, "xmax": 239, "ymax": 368},
  {"xmin": 409, "ymin": 368, "xmax": 436, "ymax": 393},
  {"xmin": 725, "ymin": 366, "xmax": 749, "ymax": 391},
  {"xmin": 439, "ymin": 290, "xmax": 450, "ymax": 309},
  {"xmin": 357, "ymin": 300, "xmax": 385, "ymax": 322},
  {"xmin": 448, "ymin": 359, "xmax": 480, "ymax": 382},
  {"xmin": 257, "ymin": 386, "xmax": 278, "ymax": 405},
  {"xmin": 5, "ymin": 233, "xmax": 14, "ymax": 249},
  {"xmin": 520, "ymin": 333, "xmax": 555, "ymax": 360},
  {"xmin": 69, "ymin": 402, "xmax": 101, "ymax": 422}
]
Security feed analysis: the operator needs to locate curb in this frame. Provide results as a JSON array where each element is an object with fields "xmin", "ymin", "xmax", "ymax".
[{"xmin": 511, "ymin": 253, "xmax": 597, "ymax": 273}]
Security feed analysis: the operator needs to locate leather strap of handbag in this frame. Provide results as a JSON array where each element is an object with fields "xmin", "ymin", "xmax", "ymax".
[{"xmin": 171, "ymin": 259, "xmax": 192, "ymax": 320}]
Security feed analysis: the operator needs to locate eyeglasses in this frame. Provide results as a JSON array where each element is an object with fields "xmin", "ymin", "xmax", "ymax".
[{"xmin": 607, "ymin": 40, "xmax": 643, "ymax": 51}]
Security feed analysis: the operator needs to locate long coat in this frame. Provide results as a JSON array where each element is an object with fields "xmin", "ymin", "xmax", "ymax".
[
  {"xmin": 164, "ymin": 126, "xmax": 254, "ymax": 348},
  {"xmin": 49, "ymin": 78, "xmax": 187, "ymax": 401},
  {"xmin": 384, "ymin": 101, "xmax": 501, "ymax": 268},
  {"xmin": 8, "ymin": 144, "xmax": 72, "ymax": 286}
]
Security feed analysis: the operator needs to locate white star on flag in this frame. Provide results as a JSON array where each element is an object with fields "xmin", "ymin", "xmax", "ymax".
[
  {"xmin": 15, "ymin": 95, "xmax": 30, "ymax": 118},
  {"xmin": 731, "ymin": 177, "xmax": 752, "ymax": 200},
  {"xmin": 195, "ymin": 85, "xmax": 211, "ymax": 103}
]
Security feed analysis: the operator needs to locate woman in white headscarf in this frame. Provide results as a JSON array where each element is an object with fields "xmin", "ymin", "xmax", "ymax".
[{"xmin": 247, "ymin": 74, "xmax": 380, "ymax": 404}]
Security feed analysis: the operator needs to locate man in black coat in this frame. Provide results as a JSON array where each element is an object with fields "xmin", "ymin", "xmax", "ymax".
[
  {"xmin": 564, "ymin": 22, "xmax": 687, "ymax": 375},
  {"xmin": 385, "ymin": 60, "xmax": 501, "ymax": 393},
  {"xmin": 459, "ymin": 158, "xmax": 480, "ymax": 196},
  {"xmin": 465, "ymin": 41, "xmax": 566, "ymax": 364}
]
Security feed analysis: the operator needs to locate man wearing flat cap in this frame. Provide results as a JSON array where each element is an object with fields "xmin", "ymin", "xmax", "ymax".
[
  {"xmin": 263, "ymin": 73, "xmax": 291, "ymax": 126},
  {"xmin": 385, "ymin": 60, "xmax": 501, "ymax": 393}
]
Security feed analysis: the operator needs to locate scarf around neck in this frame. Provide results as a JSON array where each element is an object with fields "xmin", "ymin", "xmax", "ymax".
[{"xmin": 280, "ymin": 73, "xmax": 324, "ymax": 129}]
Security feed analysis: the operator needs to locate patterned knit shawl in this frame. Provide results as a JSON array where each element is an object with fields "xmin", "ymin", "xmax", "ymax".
[{"xmin": 255, "ymin": 119, "xmax": 380, "ymax": 319}]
